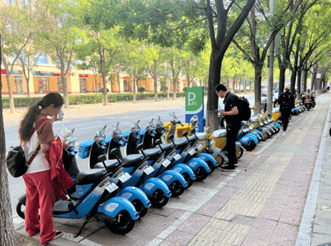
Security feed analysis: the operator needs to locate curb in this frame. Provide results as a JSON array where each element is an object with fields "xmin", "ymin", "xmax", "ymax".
[{"xmin": 296, "ymin": 96, "xmax": 331, "ymax": 246}]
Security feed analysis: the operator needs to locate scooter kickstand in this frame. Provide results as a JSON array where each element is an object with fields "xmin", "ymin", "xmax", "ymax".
[{"xmin": 75, "ymin": 214, "xmax": 92, "ymax": 237}]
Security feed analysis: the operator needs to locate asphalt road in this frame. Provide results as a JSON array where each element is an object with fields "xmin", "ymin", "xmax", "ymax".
[{"xmin": 5, "ymin": 94, "xmax": 255, "ymax": 219}]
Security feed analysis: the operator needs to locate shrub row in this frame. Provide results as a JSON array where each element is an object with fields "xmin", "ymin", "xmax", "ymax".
[{"xmin": 2, "ymin": 92, "xmax": 186, "ymax": 108}]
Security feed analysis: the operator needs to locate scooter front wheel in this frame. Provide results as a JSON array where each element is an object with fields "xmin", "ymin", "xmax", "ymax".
[
  {"xmin": 16, "ymin": 202, "xmax": 25, "ymax": 219},
  {"xmin": 182, "ymin": 173, "xmax": 193, "ymax": 188},
  {"xmin": 206, "ymin": 161, "xmax": 216, "ymax": 173},
  {"xmin": 169, "ymin": 181, "xmax": 185, "ymax": 197},
  {"xmin": 105, "ymin": 210, "xmax": 135, "ymax": 235},
  {"xmin": 195, "ymin": 167, "xmax": 208, "ymax": 181},
  {"xmin": 236, "ymin": 147, "xmax": 244, "ymax": 159},
  {"xmin": 131, "ymin": 199, "xmax": 148, "ymax": 219},
  {"xmin": 150, "ymin": 189, "xmax": 169, "ymax": 208}
]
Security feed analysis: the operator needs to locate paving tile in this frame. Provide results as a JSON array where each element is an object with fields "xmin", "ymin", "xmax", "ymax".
[
  {"xmin": 176, "ymin": 213, "xmax": 211, "ymax": 235},
  {"xmin": 163, "ymin": 229, "xmax": 195, "ymax": 245}
]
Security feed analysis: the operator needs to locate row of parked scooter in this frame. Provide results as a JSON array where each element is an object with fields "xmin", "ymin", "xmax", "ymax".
[{"xmin": 15, "ymin": 100, "xmax": 309, "ymax": 237}]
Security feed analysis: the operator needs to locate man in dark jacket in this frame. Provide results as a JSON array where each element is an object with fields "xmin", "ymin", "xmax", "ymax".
[
  {"xmin": 279, "ymin": 87, "xmax": 295, "ymax": 131},
  {"xmin": 215, "ymin": 84, "xmax": 241, "ymax": 172}
]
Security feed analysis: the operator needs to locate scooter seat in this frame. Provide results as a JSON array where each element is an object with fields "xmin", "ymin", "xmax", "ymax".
[
  {"xmin": 121, "ymin": 154, "xmax": 144, "ymax": 168},
  {"xmin": 76, "ymin": 169, "xmax": 106, "ymax": 185},
  {"xmin": 93, "ymin": 159, "xmax": 119, "ymax": 171},
  {"xmin": 174, "ymin": 138, "xmax": 188, "ymax": 149},
  {"xmin": 188, "ymin": 136, "xmax": 196, "ymax": 142},
  {"xmin": 144, "ymin": 148, "xmax": 162, "ymax": 160},
  {"xmin": 159, "ymin": 143, "xmax": 174, "ymax": 151}
]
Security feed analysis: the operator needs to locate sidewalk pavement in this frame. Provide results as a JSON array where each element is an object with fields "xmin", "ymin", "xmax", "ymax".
[{"xmin": 13, "ymin": 93, "xmax": 331, "ymax": 246}]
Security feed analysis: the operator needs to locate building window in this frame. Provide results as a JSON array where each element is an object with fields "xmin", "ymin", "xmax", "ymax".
[
  {"xmin": 57, "ymin": 77, "xmax": 66, "ymax": 93},
  {"xmin": 123, "ymin": 80, "xmax": 131, "ymax": 92},
  {"xmin": 14, "ymin": 76, "xmax": 23, "ymax": 94},
  {"xmin": 36, "ymin": 52, "xmax": 48, "ymax": 64},
  {"xmin": 37, "ymin": 77, "xmax": 49, "ymax": 94},
  {"xmin": 79, "ymin": 78, "xmax": 86, "ymax": 93}
]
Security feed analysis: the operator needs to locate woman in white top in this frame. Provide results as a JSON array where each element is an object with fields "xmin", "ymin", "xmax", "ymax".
[{"xmin": 19, "ymin": 93, "xmax": 64, "ymax": 245}]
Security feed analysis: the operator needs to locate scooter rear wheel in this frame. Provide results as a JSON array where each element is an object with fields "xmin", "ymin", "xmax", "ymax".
[
  {"xmin": 169, "ymin": 181, "xmax": 185, "ymax": 197},
  {"xmin": 150, "ymin": 189, "xmax": 169, "ymax": 208},
  {"xmin": 195, "ymin": 167, "xmax": 208, "ymax": 181},
  {"xmin": 206, "ymin": 161, "xmax": 216, "ymax": 173},
  {"xmin": 131, "ymin": 199, "xmax": 148, "ymax": 219},
  {"xmin": 105, "ymin": 210, "xmax": 135, "ymax": 235},
  {"xmin": 182, "ymin": 173, "xmax": 193, "ymax": 188},
  {"xmin": 16, "ymin": 202, "xmax": 25, "ymax": 220}
]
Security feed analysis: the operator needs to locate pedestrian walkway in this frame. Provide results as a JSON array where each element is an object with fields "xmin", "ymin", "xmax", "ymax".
[{"xmin": 13, "ymin": 93, "xmax": 331, "ymax": 246}]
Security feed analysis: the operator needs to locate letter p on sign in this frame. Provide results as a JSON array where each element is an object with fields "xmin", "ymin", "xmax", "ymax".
[{"xmin": 188, "ymin": 92, "xmax": 196, "ymax": 106}]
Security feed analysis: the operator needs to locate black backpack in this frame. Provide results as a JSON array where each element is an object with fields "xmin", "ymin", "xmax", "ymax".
[
  {"xmin": 236, "ymin": 96, "xmax": 251, "ymax": 121},
  {"xmin": 279, "ymin": 93, "xmax": 294, "ymax": 109}
]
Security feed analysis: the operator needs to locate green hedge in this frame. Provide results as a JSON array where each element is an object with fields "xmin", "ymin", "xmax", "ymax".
[{"xmin": 2, "ymin": 92, "xmax": 186, "ymax": 108}]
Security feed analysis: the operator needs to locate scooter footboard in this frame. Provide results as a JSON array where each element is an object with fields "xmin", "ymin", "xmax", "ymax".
[
  {"xmin": 196, "ymin": 153, "xmax": 217, "ymax": 167},
  {"xmin": 251, "ymin": 129, "xmax": 263, "ymax": 140},
  {"xmin": 171, "ymin": 164, "xmax": 196, "ymax": 180},
  {"xmin": 186, "ymin": 158, "xmax": 211, "ymax": 173},
  {"xmin": 139, "ymin": 178, "xmax": 172, "ymax": 198},
  {"xmin": 98, "ymin": 197, "xmax": 139, "ymax": 220},
  {"xmin": 235, "ymin": 142, "xmax": 245, "ymax": 151},
  {"xmin": 118, "ymin": 187, "xmax": 151, "ymax": 209},
  {"xmin": 159, "ymin": 170, "xmax": 188, "ymax": 188}
]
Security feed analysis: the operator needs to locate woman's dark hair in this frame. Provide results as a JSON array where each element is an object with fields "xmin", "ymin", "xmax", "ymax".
[{"xmin": 19, "ymin": 93, "xmax": 64, "ymax": 142}]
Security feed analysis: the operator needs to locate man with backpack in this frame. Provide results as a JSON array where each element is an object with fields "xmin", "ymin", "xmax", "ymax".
[
  {"xmin": 215, "ymin": 84, "xmax": 242, "ymax": 172},
  {"xmin": 279, "ymin": 87, "xmax": 295, "ymax": 131}
]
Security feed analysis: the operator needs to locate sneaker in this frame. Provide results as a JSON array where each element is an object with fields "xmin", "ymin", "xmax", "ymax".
[
  {"xmin": 222, "ymin": 162, "xmax": 238, "ymax": 167},
  {"xmin": 41, "ymin": 231, "xmax": 63, "ymax": 246},
  {"xmin": 220, "ymin": 164, "xmax": 236, "ymax": 172},
  {"xmin": 53, "ymin": 231, "xmax": 63, "ymax": 240}
]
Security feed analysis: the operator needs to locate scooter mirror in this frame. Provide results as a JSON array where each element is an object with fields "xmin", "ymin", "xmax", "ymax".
[{"xmin": 97, "ymin": 155, "xmax": 106, "ymax": 163}]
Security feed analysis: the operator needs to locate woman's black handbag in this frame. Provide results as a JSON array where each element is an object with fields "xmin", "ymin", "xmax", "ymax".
[{"xmin": 6, "ymin": 118, "xmax": 48, "ymax": 178}]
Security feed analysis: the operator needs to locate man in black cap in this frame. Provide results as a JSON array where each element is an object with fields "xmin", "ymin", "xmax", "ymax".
[
  {"xmin": 279, "ymin": 87, "xmax": 295, "ymax": 131},
  {"xmin": 215, "ymin": 84, "xmax": 240, "ymax": 172}
]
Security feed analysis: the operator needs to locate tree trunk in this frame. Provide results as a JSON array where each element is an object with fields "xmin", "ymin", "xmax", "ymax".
[
  {"xmin": 290, "ymin": 70, "xmax": 296, "ymax": 95},
  {"xmin": 2, "ymin": 55, "xmax": 15, "ymax": 112},
  {"xmin": 206, "ymin": 52, "xmax": 221, "ymax": 133},
  {"xmin": 297, "ymin": 69, "xmax": 302, "ymax": 94},
  {"xmin": 278, "ymin": 63, "xmax": 286, "ymax": 94},
  {"xmin": 302, "ymin": 68, "xmax": 308, "ymax": 92},
  {"xmin": 0, "ymin": 72, "xmax": 17, "ymax": 246},
  {"xmin": 21, "ymin": 60, "xmax": 30, "ymax": 97},
  {"xmin": 311, "ymin": 67, "xmax": 317, "ymax": 91},
  {"xmin": 154, "ymin": 59, "xmax": 158, "ymax": 102},
  {"xmin": 99, "ymin": 48, "xmax": 108, "ymax": 106},
  {"xmin": 244, "ymin": 81, "xmax": 247, "ymax": 93},
  {"xmin": 133, "ymin": 73, "xmax": 137, "ymax": 103},
  {"xmin": 61, "ymin": 73, "xmax": 69, "ymax": 108},
  {"xmin": 254, "ymin": 68, "xmax": 262, "ymax": 114},
  {"xmin": 172, "ymin": 79, "xmax": 176, "ymax": 100}
]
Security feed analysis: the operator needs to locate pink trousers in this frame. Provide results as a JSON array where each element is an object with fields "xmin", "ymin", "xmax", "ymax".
[{"xmin": 23, "ymin": 170, "xmax": 56, "ymax": 244}]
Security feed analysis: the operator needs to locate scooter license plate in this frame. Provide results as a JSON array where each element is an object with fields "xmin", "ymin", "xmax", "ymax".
[
  {"xmin": 197, "ymin": 144, "xmax": 204, "ymax": 151},
  {"xmin": 144, "ymin": 166, "xmax": 155, "ymax": 175},
  {"xmin": 173, "ymin": 154, "xmax": 181, "ymax": 161},
  {"xmin": 188, "ymin": 148, "xmax": 196, "ymax": 155},
  {"xmin": 162, "ymin": 159, "xmax": 171, "ymax": 167},
  {"xmin": 105, "ymin": 183, "xmax": 119, "ymax": 193},
  {"xmin": 118, "ymin": 173, "xmax": 131, "ymax": 183}
]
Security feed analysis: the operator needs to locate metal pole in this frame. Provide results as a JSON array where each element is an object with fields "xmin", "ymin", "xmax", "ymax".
[
  {"xmin": 267, "ymin": 0, "xmax": 275, "ymax": 116},
  {"xmin": 166, "ymin": 58, "xmax": 169, "ymax": 100}
]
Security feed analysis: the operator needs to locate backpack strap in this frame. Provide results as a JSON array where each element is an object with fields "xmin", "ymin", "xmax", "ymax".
[{"xmin": 26, "ymin": 117, "xmax": 49, "ymax": 165}]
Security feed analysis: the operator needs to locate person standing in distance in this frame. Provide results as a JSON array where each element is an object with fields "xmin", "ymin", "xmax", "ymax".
[
  {"xmin": 279, "ymin": 87, "xmax": 295, "ymax": 131},
  {"xmin": 215, "ymin": 84, "xmax": 241, "ymax": 172}
]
